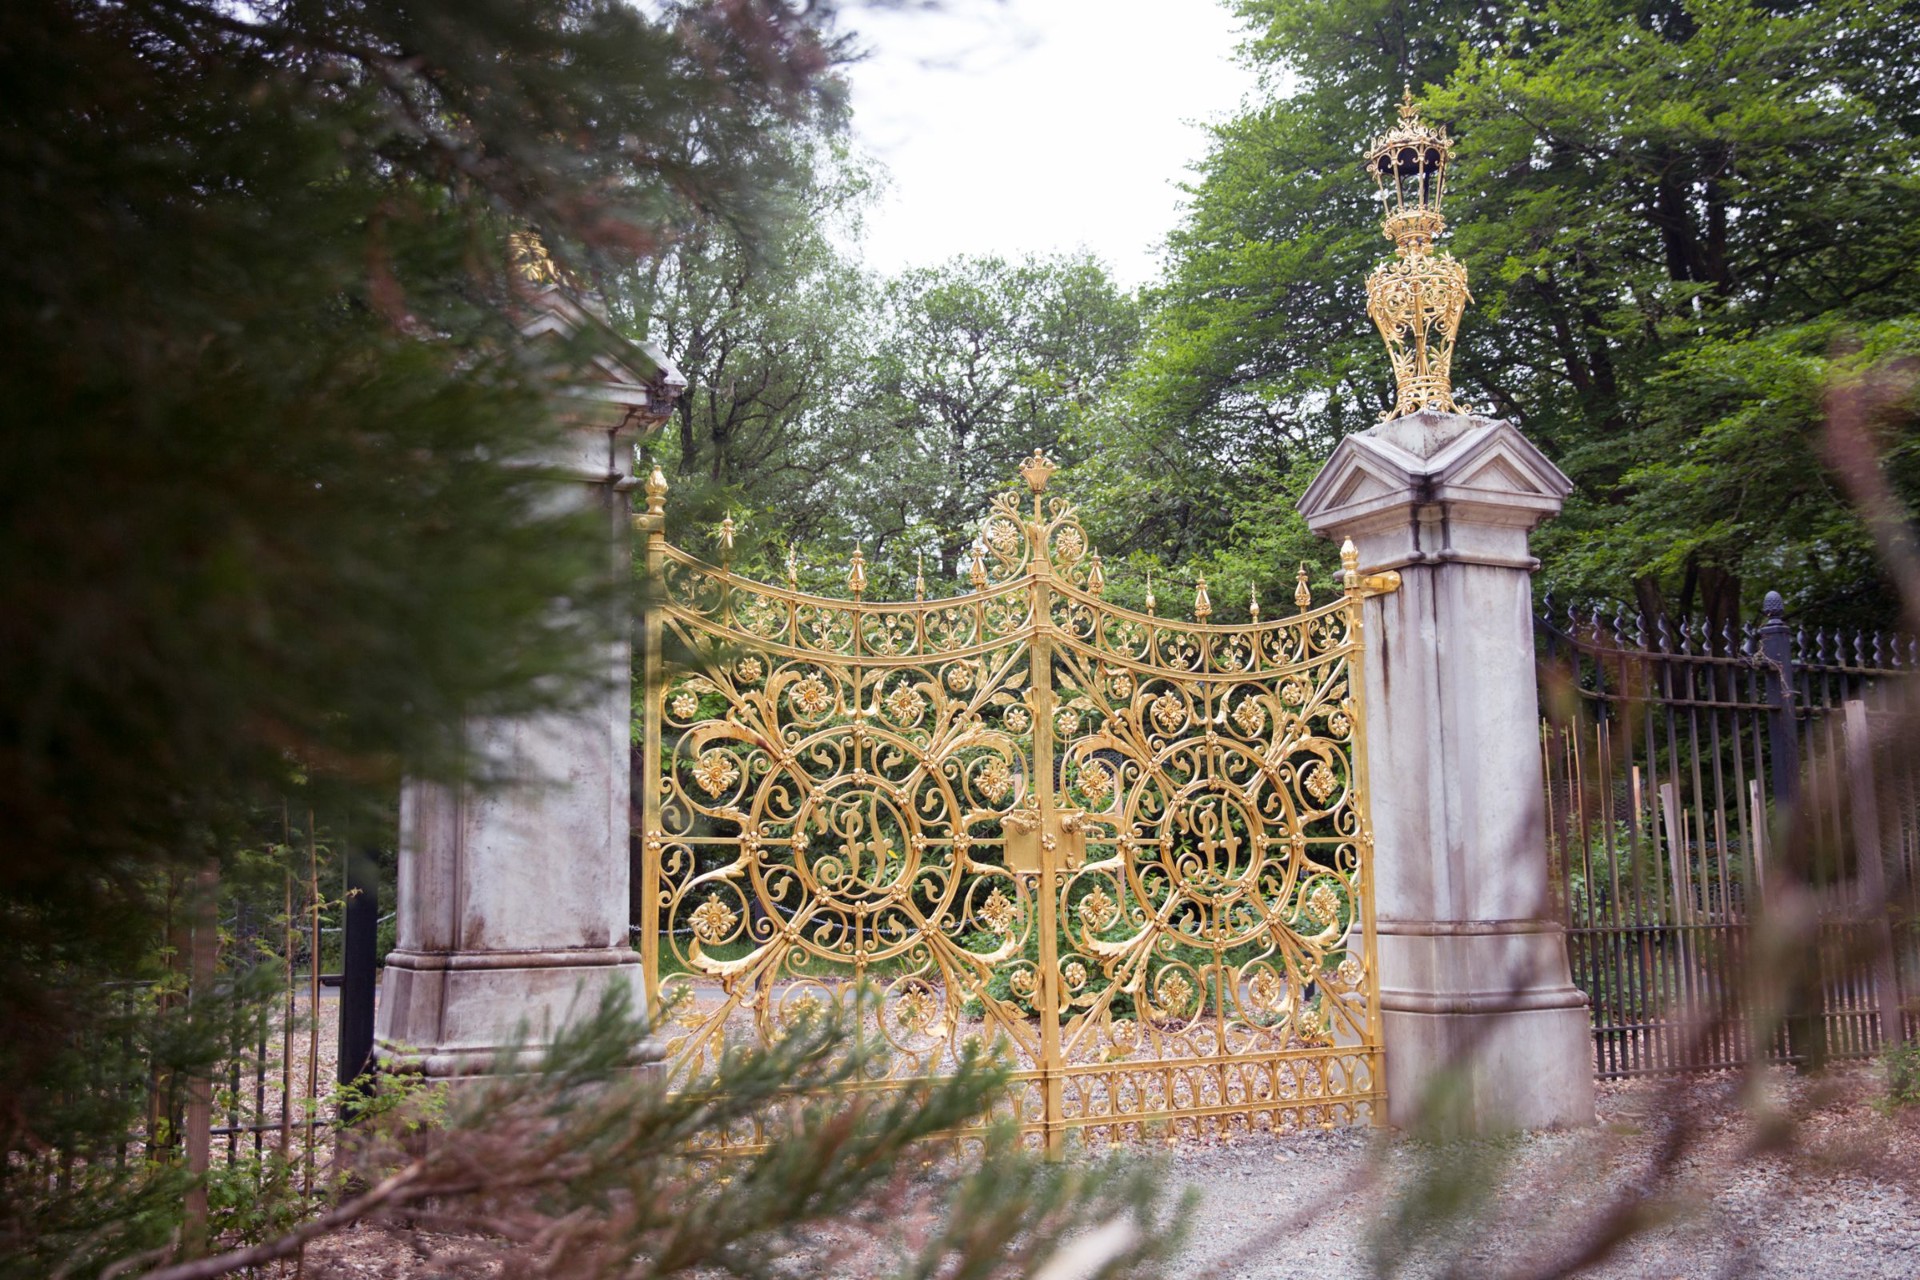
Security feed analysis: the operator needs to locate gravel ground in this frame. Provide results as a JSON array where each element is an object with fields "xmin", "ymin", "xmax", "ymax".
[
  {"xmin": 298, "ymin": 1057, "xmax": 1920, "ymax": 1279},
  {"xmin": 1163, "ymin": 1066, "xmax": 1920, "ymax": 1280}
]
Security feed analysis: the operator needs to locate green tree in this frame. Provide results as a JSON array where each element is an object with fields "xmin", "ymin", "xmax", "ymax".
[
  {"xmin": 1098, "ymin": 0, "xmax": 1920, "ymax": 627},
  {"xmin": 644, "ymin": 249, "xmax": 1142, "ymax": 597},
  {"xmin": 852, "ymin": 253, "xmax": 1141, "ymax": 586},
  {"xmin": 612, "ymin": 136, "xmax": 879, "ymax": 558},
  {"xmin": 1432, "ymin": 0, "xmax": 1920, "ymax": 624}
]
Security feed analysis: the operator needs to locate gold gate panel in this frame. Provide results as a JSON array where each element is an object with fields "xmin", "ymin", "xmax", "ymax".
[{"xmin": 637, "ymin": 455, "xmax": 1394, "ymax": 1148}]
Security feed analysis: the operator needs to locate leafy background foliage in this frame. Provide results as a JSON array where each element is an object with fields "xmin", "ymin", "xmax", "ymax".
[{"xmin": 652, "ymin": 0, "xmax": 1920, "ymax": 629}]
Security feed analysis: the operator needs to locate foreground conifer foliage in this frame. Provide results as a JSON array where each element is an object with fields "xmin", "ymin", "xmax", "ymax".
[
  {"xmin": 1, "ymin": 2, "xmax": 1148, "ymax": 1274},
  {"xmin": 108, "ymin": 992, "xmax": 1181, "ymax": 1280}
]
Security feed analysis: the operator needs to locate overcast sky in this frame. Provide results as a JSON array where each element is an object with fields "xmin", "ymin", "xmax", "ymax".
[{"xmin": 838, "ymin": 1, "xmax": 1264, "ymax": 288}]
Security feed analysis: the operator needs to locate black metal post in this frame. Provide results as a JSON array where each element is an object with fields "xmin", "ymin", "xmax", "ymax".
[
  {"xmin": 1759, "ymin": 591, "xmax": 1800, "ymax": 813},
  {"xmin": 337, "ymin": 844, "xmax": 378, "ymax": 1091},
  {"xmin": 1759, "ymin": 590, "xmax": 1820, "ymax": 1067}
]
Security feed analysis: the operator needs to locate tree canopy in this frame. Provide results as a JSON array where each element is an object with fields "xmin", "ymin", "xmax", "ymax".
[
  {"xmin": 635, "ymin": 0, "xmax": 1919, "ymax": 631},
  {"xmin": 1073, "ymin": 0, "xmax": 1920, "ymax": 628},
  {"xmin": 631, "ymin": 246, "xmax": 1142, "ymax": 597}
]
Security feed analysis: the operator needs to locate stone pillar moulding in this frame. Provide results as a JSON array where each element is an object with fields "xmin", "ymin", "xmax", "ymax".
[
  {"xmin": 1298, "ymin": 408, "xmax": 1595, "ymax": 1132},
  {"xmin": 375, "ymin": 285, "xmax": 685, "ymax": 1076}
]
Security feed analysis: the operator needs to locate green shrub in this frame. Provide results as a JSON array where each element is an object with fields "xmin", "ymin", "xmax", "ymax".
[{"xmin": 1883, "ymin": 1039, "xmax": 1920, "ymax": 1110}]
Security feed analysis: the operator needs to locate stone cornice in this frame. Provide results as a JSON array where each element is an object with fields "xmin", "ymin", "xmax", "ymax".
[
  {"xmin": 518, "ymin": 284, "xmax": 687, "ymax": 431},
  {"xmin": 1298, "ymin": 412, "xmax": 1573, "ymax": 568}
]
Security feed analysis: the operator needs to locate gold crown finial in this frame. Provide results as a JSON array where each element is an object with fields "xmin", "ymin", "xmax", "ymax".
[
  {"xmin": 509, "ymin": 230, "xmax": 565, "ymax": 286},
  {"xmin": 1295, "ymin": 562, "xmax": 1313, "ymax": 609},
  {"xmin": 1364, "ymin": 84, "xmax": 1472, "ymax": 419},
  {"xmin": 914, "ymin": 552, "xmax": 927, "ymax": 602},
  {"xmin": 1193, "ymin": 575, "xmax": 1212, "ymax": 621},
  {"xmin": 718, "ymin": 513, "xmax": 736, "ymax": 565},
  {"xmin": 969, "ymin": 542, "xmax": 988, "ymax": 591},
  {"xmin": 644, "ymin": 463, "xmax": 668, "ymax": 516},
  {"xmin": 1020, "ymin": 449, "xmax": 1058, "ymax": 495},
  {"xmin": 1086, "ymin": 551, "xmax": 1106, "ymax": 597},
  {"xmin": 1340, "ymin": 539, "xmax": 1361, "ymax": 591}
]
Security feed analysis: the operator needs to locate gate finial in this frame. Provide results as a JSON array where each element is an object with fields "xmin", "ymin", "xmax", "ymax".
[
  {"xmin": 1087, "ymin": 551, "xmax": 1106, "ymax": 596},
  {"xmin": 785, "ymin": 542, "xmax": 799, "ymax": 590},
  {"xmin": 1364, "ymin": 86, "xmax": 1472, "ymax": 419},
  {"xmin": 1144, "ymin": 569, "xmax": 1157, "ymax": 617},
  {"xmin": 1193, "ymin": 574, "xmax": 1212, "ymax": 621},
  {"xmin": 1295, "ymin": 562, "xmax": 1312, "ymax": 608},
  {"xmin": 914, "ymin": 553, "xmax": 927, "ymax": 602},
  {"xmin": 644, "ymin": 463, "xmax": 668, "ymax": 517},
  {"xmin": 1020, "ymin": 449, "xmax": 1058, "ymax": 495},
  {"xmin": 846, "ymin": 546, "xmax": 868, "ymax": 599},
  {"xmin": 969, "ymin": 541, "xmax": 988, "ymax": 592},
  {"xmin": 1249, "ymin": 582, "xmax": 1261, "ymax": 623}
]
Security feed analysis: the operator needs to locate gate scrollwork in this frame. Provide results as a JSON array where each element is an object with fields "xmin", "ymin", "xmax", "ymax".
[{"xmin": 638, "ymin": 454, "xmax": 1393, "ymax": 1148}]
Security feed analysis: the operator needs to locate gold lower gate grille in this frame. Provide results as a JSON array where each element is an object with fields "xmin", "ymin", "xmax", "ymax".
[{"xmin": 637, "ymin": 454, "xmax": 1393, "ymax": 1149}]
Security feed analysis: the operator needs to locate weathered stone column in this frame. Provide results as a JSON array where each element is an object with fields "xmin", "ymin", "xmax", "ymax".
[
  {"xmin": 376, "ymin": 290, "xmax": 682, "ymax": 1075},
  {"xmin": 1298, "ymin": 409, "xmax": 1594, "ymax": 1131}
]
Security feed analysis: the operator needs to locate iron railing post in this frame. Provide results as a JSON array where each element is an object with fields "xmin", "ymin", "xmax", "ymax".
[
  {"xmin": 1759, "ymin": 591, "xmax": 1800, "ymax": 815},
  {"xmin": 1758, "ymin": 589, "xmax": 1819, "ymax": 1067},
  {"xmin": 337, "ymin": 843, "xmax": 379, "ymax": 1093}
]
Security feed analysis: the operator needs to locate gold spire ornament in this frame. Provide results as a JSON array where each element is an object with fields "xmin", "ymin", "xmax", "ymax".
[
  {"xmin": 914, "ymin": 553, "xmax": 927, "ymax": 602},
  {"xmin": 1340, "ymin": 538, "xmax": 1361, "ymax": 591},
  {"xmin": 846, "ymin": 547, "xmax": 868, "ymax": 599},
  {"xmin": 1365, "ymin": 86, "xmax": 1473, "ymax": 419},
  {"xmin": 1193, "ymin": 575, "xmax": 1212, "ymax": 622}
]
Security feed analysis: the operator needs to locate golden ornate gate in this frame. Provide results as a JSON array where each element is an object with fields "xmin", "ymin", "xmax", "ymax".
[{"xmin": 637, "ymin": 454, "xmax": 1392, "ymax": 1148}]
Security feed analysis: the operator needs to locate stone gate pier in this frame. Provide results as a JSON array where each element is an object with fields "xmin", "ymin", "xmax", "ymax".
[
  {"xmin": 374, "ymin": 285, "xmax": 682, "ymax": 1075},
  {"xmin": 1300, "ymin": 410, "xmax": 1595, "ymax": 1131}
]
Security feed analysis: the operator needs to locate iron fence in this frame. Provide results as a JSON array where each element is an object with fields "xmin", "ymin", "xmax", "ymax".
[
  {"xmin": 1538, "ymin": 596, "xmax": 1920, "ymax": 1078},
  {"xmin": 36, "ymin": 837, "xmax": 381, "ymax": 1204}
]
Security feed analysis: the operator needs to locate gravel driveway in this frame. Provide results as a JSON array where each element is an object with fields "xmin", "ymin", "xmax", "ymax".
[{"xmin": 1161, "ymin": 1066, "xmax": 1920, "ymax": 1279}]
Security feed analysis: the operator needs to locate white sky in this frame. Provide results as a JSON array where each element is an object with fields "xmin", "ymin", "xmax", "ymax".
[{"xmin": 839, "ymin": 0, "xmax": 1262, "ymax": 288}]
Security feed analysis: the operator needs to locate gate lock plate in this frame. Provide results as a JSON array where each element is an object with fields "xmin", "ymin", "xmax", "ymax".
[{"xmin": 1001, "ymin": 805, "xmax": 1086, "ymax": 876}]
